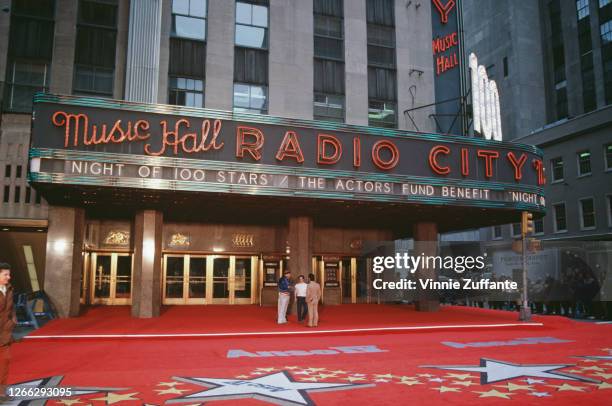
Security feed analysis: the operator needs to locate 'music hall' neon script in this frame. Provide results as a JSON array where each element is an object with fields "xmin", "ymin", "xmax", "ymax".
[{"xmin": 50, "ymin": 111, "xmax": 543, "ymax": 184}]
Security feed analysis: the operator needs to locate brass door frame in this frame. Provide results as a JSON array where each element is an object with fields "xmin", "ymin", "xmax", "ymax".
[{"xmin": 90, "ymin": 252, "xmax": 132, "ymax": 305}]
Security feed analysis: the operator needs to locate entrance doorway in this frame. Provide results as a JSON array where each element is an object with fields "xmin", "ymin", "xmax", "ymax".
[
  {"xmin": 162, "ymin": 255, "xmax": 257, "ymax": 304},
  {"xmin": 340, "ymin": 257, "xmax": 370, "ymax": 304},
  {"xmin": 89, "ymin": 253, "xmax": 132, "ymax": 305}
]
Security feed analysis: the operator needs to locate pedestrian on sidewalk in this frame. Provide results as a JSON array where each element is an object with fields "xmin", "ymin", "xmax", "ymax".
[
  {"xmin": 277, "ymin": 270, "xmax": 292, "ymax": 324},
  {"xmin": 294, "ymin": 275, "xmax": 308, "ymax": 323},
  {"xmin": 0, "ymin": 263, "xmax": 16, "ymax": 401},
  {"xmin": 306, "ymin": 273, "xmax": 321, "ymax": 327}
]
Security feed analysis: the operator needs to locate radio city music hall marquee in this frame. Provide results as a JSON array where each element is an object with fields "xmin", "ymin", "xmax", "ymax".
[{"xmin": 28, "ymin": 95, "xmax": 545, "ymax": 212}]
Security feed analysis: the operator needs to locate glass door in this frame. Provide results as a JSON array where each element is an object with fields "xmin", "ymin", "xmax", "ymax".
[
  {"xmin": 341, "ymin": 258, "xmax": 354, "ymax": 304},
  {"xmin": 90, "ymin": 253, "xmax": 132, "ymax": 305},
  {"xmin": 211, "ymin": 257, "xmax": 230, "ymax": 304},
  {"xmin": 163, "ymin": 255, "xmax": 208, "ymax": 304},
  {"xmin": 233, "ymin": 256, "xmax": 254, "ymax": 304}
]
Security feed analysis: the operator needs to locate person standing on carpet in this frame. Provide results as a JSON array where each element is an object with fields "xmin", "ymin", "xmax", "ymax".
[
  {"xmin": 294, "ymin": 275, "xmax": 308, "ymax": 323},
  {"xmin": 277, "ymin": 270, "xmax": 292, "ymax": 324},
  {"xmin": 0, "ymin": 263, "xmax": 16, "ymax": 401},
  {"xmin": 306, "ymin": 273, "xmax": 321, "ymax": 327}
]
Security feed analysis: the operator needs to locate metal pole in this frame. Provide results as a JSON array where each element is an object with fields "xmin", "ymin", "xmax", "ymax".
[{"xmin": 520, "ymin": 235, "xmax": 531, "ymax": 321}]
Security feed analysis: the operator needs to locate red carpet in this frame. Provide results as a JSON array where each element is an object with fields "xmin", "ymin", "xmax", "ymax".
[
  {"xmin": 26, "ymin": 304, "xmax": 550, "ymax": 337},
  {"xmin": 10, "ymin": 305, "xmax": 612, "ymax": 405}
]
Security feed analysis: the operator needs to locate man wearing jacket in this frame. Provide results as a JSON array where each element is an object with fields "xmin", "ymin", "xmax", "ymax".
[
  {"xmin": 306, "ymin": 273, "xmax": 321, "ymax": 327},
  {"xmin": 0, "ymin": 263, "xmax": 16, "ymax": 400},
  {"xmin": 277, "ymin": 270, "xmax": 292, "ymax": 324}
]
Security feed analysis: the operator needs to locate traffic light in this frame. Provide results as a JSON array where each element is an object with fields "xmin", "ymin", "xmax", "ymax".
[{"xmin": 521, "ymin": 211, "xmax": 534, "ymax": 237}]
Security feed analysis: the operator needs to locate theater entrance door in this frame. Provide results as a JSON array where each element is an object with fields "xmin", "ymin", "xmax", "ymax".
[
  {"xmin": 90, "ymin": 253, "xmax": 132, "ymax": 305},
  {"xmin": 341, "ymin": 258, "xmax": 370, "ymax": 304},
  {"xmin": 162, "ymin": 255, "xmax": 257, "ymax": 304}
]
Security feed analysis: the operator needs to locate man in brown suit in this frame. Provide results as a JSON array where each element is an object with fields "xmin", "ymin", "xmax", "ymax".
[
  {"xmin": 306, "ymin": 273, "xmax": 321, "ymax": 327},
  {"xmin": 0, "ymin": 263, "xmax": 16, "ymax": 399}
]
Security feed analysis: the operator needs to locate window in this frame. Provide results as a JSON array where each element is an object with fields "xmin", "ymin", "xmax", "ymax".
[
  {"xmin": 235, "ymin": 2, "xmax": 269, "ymax": 49},
  {"xmin": 577, "ymin": 150, "xmax": 592, "ymax": 175},
  {"xmin": 607, "ymin": 194, "xmax": 612, "ymax": 227},
  {"xmin": 551, "ymin": 157, "xmax": 564, "ymax": 181},
  {"xmin": 172, "ymin": 0, "xmax": 207, "ymax": 40},
  {"xmin": 13, "ymin": 186, "xmax": 20, "ymax": 203},
  {"xmin": 168, "ymin": 77, "xmax": 204, "ymax": 107},
  {"xmin": 577, "ymin": 0, "xmax": 590, "ymax": 19},
  {"xmin": 16, "ymin": 165, "xmax": 22, "ymax": 178},
  {"xmin": 314, "ymin": 0, "xmax": 345, "ymax": 123},
  {"xmin": 25, "ymin": 186, "xmax": 31, "ymax": 204},
  {"xmin": 601, "ymin": 0, "xmax": 612, "ymax": 7},
  {"xmin": 367, "ymin": 0, "xmax": 396, "ymax": 128},
  {"xmin": 534, "ymin": 218, "xmax": 544, "ymax": 235},
  {"xmin": 605, "ymin": 143, "xmax": 612, "ymax": 170},
  {"xmin": 511, "ymin": 223, "xmax": 521, "ymax": 237},
  {"xmin": 4, "ymin": 165, "xmax": 10, "ymax": 178},
  {"xmin": 2, "ymin": 186, "xmax": 9, "ymax": 203},
  {"xmin": 579, "ymin": 198, "xmax": 596, "ymax": 229},
  {"xmin": 553, "ymin": 203, "xmax": 567, "ymax": 232},
  {"xmin": 555, "ymin": 81, "xmax": 568, "ymax": 120},
  {"xmin": 4, "ymin": 0, "xmax": 54, "ymax": 113},
  {"xmin": 368, "ymin": 100, "xmax": 396, "ymax": 128},
  {"xmin": 602, "ymin": 20, "xmax": 612, "ymax": 43},
  {"xmin": 233, "ymin": 83, "xmax": 268, "ymax": 114},
  {"xmin": 492, "ymin": 225, "xmax": 502, "ymax": 239},
  {"xmin": 503, "ymin": 57, "xmax": 508, "ymax": 77},
  {"xmin": 73, "ymin": 0, "xmax": 118, "ymax": 96},
  {"xmin": 314, "ymin": 93, "xmax": 344, "ymax": 122}
]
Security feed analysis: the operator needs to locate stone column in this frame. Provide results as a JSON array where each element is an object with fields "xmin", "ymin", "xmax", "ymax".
[
  {"xmin": 131, "ymin": 210, "xmax": 163, "ymax": 318},
  {"xmin": 44, "ymin": 206, "xmax": 85, "ymax": 318},
  {"xmin": 49, "ymin": 0, "xmax": 78, "ymax": 94},
  {"xmin": 268, "ymin": 0, "xmax": 313, "ymax": 119},
  {"xmin": 413, "ymin": 221, "xmax": 439, "ymax": 312},
  {"xmin": 287, "ymin": 216, "xmax": 313, "ymax": 312},
  {"xmin": 205, "ymin": 0, "xmax": 235, "ymax": 110},
  {"xmin": 124, "ymin": 0, "xmax": 163, "ymax": 103},
  {"xmin": 344, "ymin": 0, "xmax": 368, "ymax": 125}
]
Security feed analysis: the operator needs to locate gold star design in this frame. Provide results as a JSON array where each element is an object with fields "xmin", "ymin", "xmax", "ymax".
[
  {"xmin": 284, "ymin": 366, "xmax": 300, "ymax": 370},
  {"xmin": 444, "ymin": 373, "xmax": 474, "ymax": 380},
  {"xmin": 91, "ymin": 392, "xmax": 140, "ymax": 404},
  {"xmin": 374, "ymin": 379, "xmax": 390, "ymax": 382},
  {"xmin": 396, "ymin": 380, "xmax": 423, "ymax": 386},
  {"xmin": 155, "ymin": 387, "xmax": 190, "ymax": 395},
  {"xmin": 591, "ymin": 382, "xmax": 612, "ymax": 390},
  {"xmin": 157, "ymin": 381, "xmax": 183, "ymax": 387},
  {"xmin": 580, "ymin": 366, "xmax": 605, "ymax": 372},
  {"xmin": 417, "ymin": 373, "xmax": 434, "ymax": 378},
  {"xmin": 330, "ymin": 370, "xmax": 349, "ymax": 374},
  {"xmin": 566, "ymin": 369, "xmax": 584, "ymax": 373},
  {"xmin": 56, "ymin": 400, "xmax": 84, "ymax": 405},
  {"xmin": 451, "ymin": 380, "xmax": 477, "ymax": 387},
  {"xmin": 342, "ymin": 376, "xmax": 366, "ymax": 382},
  {"xmin": 432, "ymin": 386, "xmax": 461, "ymax": 393},
  {"xmin": 604, "ymin": 362, "xmax": 612, "ymax": 367},
  {"xmin": 397, "ymin": 376, "xmax": 418, "ymax": 381},
  {"xmin": 601, "ymin": 348, "xmax": 612, "ymax": 353},
  {"xmin": 593, "ymin": 372, "xmax": 612, "ymax": 380},
  {"xmin": 494, "ymin": 382, "xmax": 534, "ymax": 391},
  {"xmin": 300, "ymin": 377, "xmax": 319, "ymax": 382},
  {"xmin": 235, "ymin": 375, "xmax": 250, "ymax": 379},
  {"xmin": 473, "ymin": 389, "xmax": 514, "ymax": 399},
  {"xmin": 580, "ymin": 359, "xmax": 598, "ymax": 363},
  {"xmin": 315, "ymin": 373, "xmax": 338, "ymax": 379},
  {"xmin": 306, "ymin": 368, "xmax": 327, "ymax": 372},
  {"xmin": 548, "ymin": 383, "xmax": 587, "ymax": 392},
  {"xmin": 255, "ymin": 367, "xmax": 277, "ymax": 372},
  {"xmin": 373, "ymin": 374, "xmax": 394, "ymax": 379}
]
